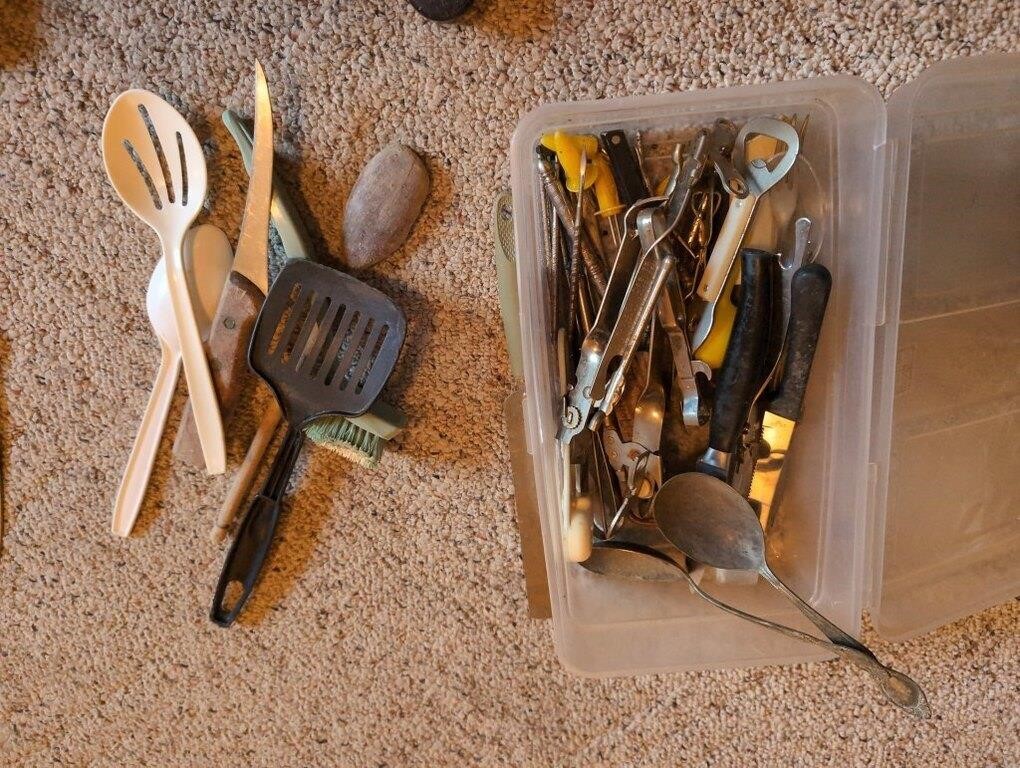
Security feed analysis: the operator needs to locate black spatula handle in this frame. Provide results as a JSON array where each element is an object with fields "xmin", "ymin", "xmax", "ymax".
[
  {"xmin": 210, "ymin": 426, "xmax": 305, "ymax": 627},
  {"xmin": 707, "ymin": 249, "xmax": 778, "ymax": 455}
]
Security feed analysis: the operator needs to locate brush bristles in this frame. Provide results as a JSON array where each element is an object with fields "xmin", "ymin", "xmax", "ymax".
[{"xmin": 304, "ymin": 416, "xmax": 385, "ymax": 469}]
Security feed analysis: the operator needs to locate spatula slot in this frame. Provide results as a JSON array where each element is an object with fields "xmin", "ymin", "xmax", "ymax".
[
  {"xmin": 177, "ymin": 131, "xmax": 188, "ymax": 205},
  {"xmin": 338, "ymin": 318, "xmax": 375, "ymax": 390},
  {"xmin": 354, "ymin": 324, "xmax": 391, "ymax": 394},
  {"xmin": 292, "ymin": 296, "xmax": 333, "ymax": 373},
  {"xmin": 308, "ymin": 304, "xmax": 347, "ymax": 378},
  {"xmin": 333, "ymin": 313, "xmax": 372, "ymax": 391},
  {"xmin": 266, "ymin": 281, "xmax": 304, "ymax": 357},
  {"xmin": 279, "ymin": 290, "xmax": 315, "ymax": 365},
  {"xmin": 323, "ymin": 311, "xmax": 362, "ymax": 386}
]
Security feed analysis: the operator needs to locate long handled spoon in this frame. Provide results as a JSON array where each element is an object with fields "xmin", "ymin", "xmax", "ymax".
[
  {"xmin": 111, "ymin": 226, "xmax": 232, "ymax": 537},
  {"xmin": 653, "ymin": 472, "xmax": 930, "ymax": 717},
  {"xmin": 593, "ymin": 539, "xmax": 930, "ymax": 710},
  {"xmin": 102, "ymin": 90, "xmax": 226, "ymax": 474}
]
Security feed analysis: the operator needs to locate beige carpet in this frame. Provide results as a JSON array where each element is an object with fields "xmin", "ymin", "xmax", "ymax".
[{"xmin": 1, "ymin": 1, "xmax": 1018, "ymax": 765}]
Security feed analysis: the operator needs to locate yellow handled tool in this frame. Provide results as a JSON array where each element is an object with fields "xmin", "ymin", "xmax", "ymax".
[
  {"xmin": 591, "ymin": 153, "xmax": 624, "ymax": 248},
  {"xmin": 591, "ymin": 154, "xmax": 623, "ymax": 217},
  {"xmin": 694, "ymin": 133, "xmax": 781, "ymax": 369},
  {"xmin": 541, "ymin": 132, "xmax": 599, "ymax": 192}
]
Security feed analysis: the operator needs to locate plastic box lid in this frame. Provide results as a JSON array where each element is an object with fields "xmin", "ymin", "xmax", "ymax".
[{"xmin": 868, "ymin": 53, "xmax": 1020, "ymax": 639}]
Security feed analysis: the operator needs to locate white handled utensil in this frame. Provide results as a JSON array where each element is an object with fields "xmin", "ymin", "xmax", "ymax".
[
  {"xmin": 697, "ymin": 117, "xmax": 800, "ymax": 303},
  {"xmin": 111, "ymin": 225, "xmax": 232, "ymax": 537},
  {"xmin": 102, "ymin": 89, "xmax": 226, "ymax": 474}
]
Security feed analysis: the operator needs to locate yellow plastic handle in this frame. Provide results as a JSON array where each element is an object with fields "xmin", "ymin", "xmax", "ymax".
[
  {"xmin": 592, "ymin": 154, "xmax": 624, "ymax": 218},
  {"xmin": 541, "ymin": 131, "xmax": 599, "ymax": 192},
  {"xmin": 694, "ymin": 260, "xmax": 741, "ymax": 369}
]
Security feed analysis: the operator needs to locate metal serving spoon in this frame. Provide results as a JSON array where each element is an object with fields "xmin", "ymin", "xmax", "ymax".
[
  {"xmin": 653, "ymin": 472, "xmax": 930, "ymax": 718},
  {"xmin": 591, "ymin": 539, "xmax": 889, "ymax": 648},
  {"xmin": 591, "ymin": 538, "xmax": 934, "ymax": 719},
  {"xmin": 581, "ymin": 522, "xmax": 689, "ymax": 582}
]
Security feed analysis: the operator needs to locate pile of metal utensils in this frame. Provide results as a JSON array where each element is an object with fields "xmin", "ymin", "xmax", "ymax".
[{"xmin": 536, "ymin": 117, "xmax": 931, "ymax": 717}]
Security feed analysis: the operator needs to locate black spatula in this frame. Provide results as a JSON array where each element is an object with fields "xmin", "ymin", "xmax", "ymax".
[{"xmin": 211, "ymin": 259, "xmax": 406, "ymax": 626}]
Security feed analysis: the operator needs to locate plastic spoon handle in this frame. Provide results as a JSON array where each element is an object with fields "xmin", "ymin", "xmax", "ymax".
[
  {"xmin": 111, "ymin": 344, "xmax": 178, "ymax": 537},
  {"xmin": 759, "ymin": 567, "xmax": 930, "ymax": 717},
  {"xmin": 165, "ymin": 234, "xmax": 226, "ymax": 474}
]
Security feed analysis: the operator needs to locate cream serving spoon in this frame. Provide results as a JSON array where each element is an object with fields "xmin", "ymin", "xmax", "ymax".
[
  {"xmin": 102, "ymin": 89, "xmax": 226, "ymax": 474},
  {"xmin": 111, "ymin": 225, "xmax": 232, "ymax": 537}
]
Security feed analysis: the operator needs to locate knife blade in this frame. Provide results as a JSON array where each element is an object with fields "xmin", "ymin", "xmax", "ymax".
[
  {"xmin": 749, "ymin": 262, "xmax": 832, "ymax": 529},
  {"xmin": 231, "ymin": 60, "xmax": 273, "ymax": 295},
  {"xmin": 222, "ymin": 108, "xmax": 312, "ymax": 263},
  {"xmin": 174, "ymin": 60, "xmax": 274, "ymax": 467}
]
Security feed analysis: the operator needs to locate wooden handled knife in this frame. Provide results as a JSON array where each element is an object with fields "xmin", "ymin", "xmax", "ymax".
[
  {"xmin": 749, "ymin": 262, "xmax": 832, "ymax": 529},
  {"xmin": 174, "ymin": 61, "xmax": 274, "ymax": 467}
]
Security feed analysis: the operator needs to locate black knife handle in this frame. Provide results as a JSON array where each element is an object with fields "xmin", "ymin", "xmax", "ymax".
[
  {"xmin": 707, "ymin": 249, "xmax": 779, "ymax": 455},
  {"xmin": 600, "ymin": 130, "xmax": 650, "ymax": 205},
  {"xmin": 769, "ymin": 263, "xmax": 832, "ymax": 421}
]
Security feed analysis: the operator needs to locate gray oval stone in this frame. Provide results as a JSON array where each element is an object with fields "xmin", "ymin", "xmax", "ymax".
[{"xmin": 342, "ymin": 143, "xmax": 430, "ymax": 270}]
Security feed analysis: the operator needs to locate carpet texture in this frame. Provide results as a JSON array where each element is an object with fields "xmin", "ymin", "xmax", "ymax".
[{"xmin": 1, "ymin": 1, "xmax": 1018, "ymax": 765}]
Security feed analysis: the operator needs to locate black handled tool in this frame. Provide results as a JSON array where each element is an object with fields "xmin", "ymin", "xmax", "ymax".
[
  {"xmin": 697, "ymin": 248, "xmax": 779, "ymax": 481},
  {"xmin": 749, "ymin": 262, "xmax": 832, "ymax": 528},
  {"xmin": 211, "ymin": 259, "xmax": 406, "ymax": 627},
  {"xmin": 600, "ymin": 130, "xmax": 650, "ymax": 205},
  {"xmin": 768, "ymin": 263, "xmax": 832, "ymax": 420}
]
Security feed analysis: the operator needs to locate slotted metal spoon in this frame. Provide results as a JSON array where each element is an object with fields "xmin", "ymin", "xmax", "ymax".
[
  {"xmin": 211, "ymin": 259, "xmax": 406, "ymax": 626},
  {"xmin": 102, "ymin": 90, "xmax": 226, "ymax": 474}
]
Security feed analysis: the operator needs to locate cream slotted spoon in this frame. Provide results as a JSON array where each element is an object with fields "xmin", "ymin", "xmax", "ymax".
[{"xmin": 102, "ymin": 90, "xmax": 225, "ymax": 474}]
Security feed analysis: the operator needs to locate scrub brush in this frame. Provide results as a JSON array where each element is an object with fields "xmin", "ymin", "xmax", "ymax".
[{"xmin": 304, "ymin": 401, "xmax": 407, "ymax": 469}]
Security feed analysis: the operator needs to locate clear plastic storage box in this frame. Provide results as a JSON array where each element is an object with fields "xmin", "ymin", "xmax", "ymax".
[{"xmin": 508, "ymin": 55, "xmax": 1019, "ymax": 675}]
